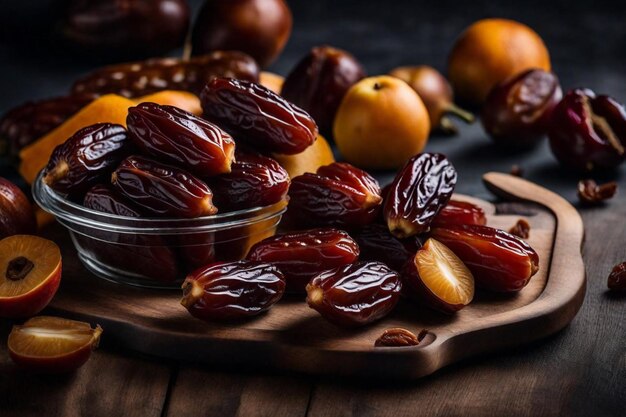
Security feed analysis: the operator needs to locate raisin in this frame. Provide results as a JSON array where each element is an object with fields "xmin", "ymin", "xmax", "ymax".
[
  {"xmin": 508, "ymin": 219, "xmax": 531, "ymax": 239},
  {"xmin": 431, "ymin": 200, "xmax": 487, "ymax": 228},
  {"xmin": 374, "ymin": 328, "xmax": 427, "ymax": 347},
  {"xmin": 72, "ymin": 51, "xmax": 259, "ymax": 97},
  {"xmin": 180, "ymin": 261, "xmax": 286, "ymax": 320},
  {"xmin": 111, "ymin": 155, "xmax": 217, "ymax": 218},
  {"xmin": 306, "ymin": 261, "xmax": 401, "ymax": 327},
  {"xmin": 608, "ymin": 262, "xmax": 626, "ymax": 291},
  {"xmin": 351, "ymin": 223, "xmax": 414, "ymax": 271},
  {"xmin": 577, "ymin": 179, "xmax": 617, "ymax": 205},
  {"xmin": 127, "ymin": 102, "xmax": 235, "ymax": 176},
  {"xmin": 200, "ymin": 77, "xmax": 318, "ymax": 154},
  {"xmin": 287, "ymin": 162, "xmax": 382, "ymax": 229},
  {"xmin": 430, "ymin": 225, "xmax": 539, "ymax": 293},
  {"xmin": 246, "ymin": 228, "xmax": 359, "ymax": 292},
  {"xmin": 384, "ymin": 153, "xmax": 457, "ymax": 238},
  {"xmin": 43, "ymin": 123, "xmax": 131, "ymax": 195}
]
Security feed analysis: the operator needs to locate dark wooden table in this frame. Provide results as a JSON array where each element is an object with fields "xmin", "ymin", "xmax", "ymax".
[{"xmin": 1, "ymin": 1, "xmax": 625, "ymax": 416}]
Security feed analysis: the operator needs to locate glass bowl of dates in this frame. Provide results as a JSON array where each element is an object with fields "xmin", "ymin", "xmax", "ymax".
[{"xmin": 34, "ymin": 171, "xmax": 288, "ymax": 289}]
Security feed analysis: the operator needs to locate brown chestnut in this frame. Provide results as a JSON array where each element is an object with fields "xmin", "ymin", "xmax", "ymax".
[
  {"xmin": 282, "ymin": 46, "xmax": 366, "ymax": 136},
  {"xmin": 389, "ymin": 65, "xmax": 474, "ymax": 134},
  {"xmin": 0, "ymin": 178, "xmax": 37, "ymax": 239},
  {"xmin": 191, "ymin": 0, "xmax": 292, "ymax": 68}
]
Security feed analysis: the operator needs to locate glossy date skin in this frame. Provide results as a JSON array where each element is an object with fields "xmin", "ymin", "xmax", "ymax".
[
  {"xmin": 43, "ymin": 123, "xmax": 130, "ymax": 195},
  {"xmin": 83, "ymin": 184, "xmax": 143, "ymax": 217},
  {"xmin": 287, "ymin": 162, "xmax": 382, "ymax": 229},
  {"xmin": 548, "ymin": 89, "xmax": 626, "ymax": 171},
  {"xmin": 247, "ymin": 228, "xmax": 359, "ymax": 292},
  {"xmin": 180, "ymin": 261, "xmax": 286, "ymax": 321},
  {"xmin": 351, "ymin": 224, "xmax": 416, "ymax": 271},
  {"xmin": 431, "ymin": 200, "xmax": 487, "ymax": 228},
  {"xmin": 430, "ymin": 224, "xmax": 539, "ymax": 292},
  {"xmin": 72, "ymin": 51, "xmax": 259, "ymax": 98},
  {"xmin": 201, "ymin": 78, "xmax": 318, "ymax": 154},
  {"xmin": 62, "ymin": 0, "xmax": 190, "ymax": 57},
  {"xmin": 207, "ymin": 151, "xmax": 289, "ymax": 211},
  {"xmin": 111, "ymin": 155, "xmax": 217, "ymax": 218},
  {"xmin": 482, "ymin": 69, "xmax": 562, "ymax": 148},
  {"xmin": 306, "ymin": 261, "xmax": 402, "ymax": 327},
  {"xmin": 281, "ymin": 45, "xmax": 366, "ymax": 135},
  {"xmin": 384, "ymin": 153, "xmax": 457, "ymax": 238},
  {"xmin": 0, "ymin": 94, "xmax": 96, "ymax": 157},
  {"xmin": 127, "ymin": 103, "xmax": 235, "ymax": 176}
]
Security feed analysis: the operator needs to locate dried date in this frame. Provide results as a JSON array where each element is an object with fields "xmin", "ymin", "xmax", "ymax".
[
  {"xmin": 607, "ymin": 262, "xmax": 626, "ymax": 291},
  {"xmin": 111, "ymin": 155, "xmax": 217, "ymax": 218},
  {"xmin": 351, "ymin": 224, "xmax": 415, "ymax": 271},
  {"xmin": 431, "ymin": 200, "xmax": 487, "ymax": 228},
  {"xmin": 577, "ymin": 179, "xmax": 617, "ymax": 205},
  {"xmin": 306, "ymin": 261, "xmax": 401, "ymax": 327},
  {"xmin": 246, "ymin": 228, "xmax": 359, "ymax": 292},
  {"xmin": 508, "ymin": 219, "xmax": 531, "ymax": 239},
  {"xmin": 374, "ymin": 328, "xmax": 427, "ymax": 347},
  {"xmin": 127, "ymin": 102, "xmax": 235, "ymax": 176},
  {"xmin": 43, "ymin": 123, "xmax": 130, "ymax": 195},
  {"xmin": 72, "ymin": 51, "xmax": 259, "ymax": 97},
  {"xmin": 201, "ymin": 77, "xmax": 318, "ymax": 154},
  {"xmin": 384, "ymin": 153, "xmax": 457, "ymax": 238},
  {"xmin": 83, "ymin": 184, "xmax": 143, "ymax": 217},
  {"xmin": 180, "ymin": 261, "xmax": 286, "ymax": 320}
]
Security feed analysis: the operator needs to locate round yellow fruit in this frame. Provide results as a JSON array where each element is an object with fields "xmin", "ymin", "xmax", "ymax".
[{"xmin": 333, "ymin": 75, "xmax": 430, "ymax": 169}]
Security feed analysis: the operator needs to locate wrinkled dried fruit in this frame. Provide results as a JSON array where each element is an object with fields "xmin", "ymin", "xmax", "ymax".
[
  {"xmin": 181, "ymin": 261, "xmax": 286, "ymax": 320},
  {"xmin": 83, "ymin": 184, "xmax": 143, "ymax": 217},
  {"xmin": 306, "ymin": 261, "xmax": 401, "ymax": 327},
  {"xmin": 201, "ymin": 78, "xmax": 318, "ymax": 154},
  {"xmin": 374, "ymin": 328, "xmax": 427, "ymax": 347},
  {"xmin": 607, "ymin": 262, "xmax": 626, "ymax": 291},
  {"xmin": 287, "ymin": 162, "xmax": 382, "ymax": 229},
  {"xmin": 207, "ymin": 151, "xmax": 289, "ymax": 211},
  {"xmin": 508, "ymin": 219, "xmax": 531, "ymax": 239},
  {"xmin": 43, "ymin": 123, "xmax": 130, "ymax": 195},
  {"xmin": 0, "ymin": 94, "xmax": 96, "ymax": 156},
  {"xmin": 112, "ymin": 155, "xmax": 217, "ymax": 218},
  {"xmin": 384, "ymin": 153, "xmax": 457, "ymax": 238},
  {"xmin": 351, "ymin": 224, "xmax": 414, "ymax": 271},
  {"xmin": 281, "ymin": 45, "xmax": 366, "ymax": 135},
  {"xmin": 577, "ymin": 179, "xmax": 617, "ymax": 205},
  {"xmin": 431, "ymin": 225, "xmax": 539, "ymax": 292},
  {"xmin": 72, "ymin": 51, "xmax": 259, "ymax": 98},
  {"xmin": 402, "ymin": 238, "xmax": 474, "ymax": 313},
  {"xmin": 246, "ymin": 228, "xmax": 359, "ymax": 292},
  {"xmin": 431, "ymin": 200, "xmax": 487, "ymax": 228},
  {"xmin": 127, "ymin": 102, "xmax": 235, "ymax": 176},
  {"xmin": 0, "ymin": 178, "xmax": 37, "ymax": 239}
]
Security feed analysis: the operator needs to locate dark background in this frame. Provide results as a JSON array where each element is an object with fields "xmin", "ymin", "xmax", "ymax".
[{"xmin": 0, "ymin": 1, "xmax": 624, "ymax": 416}]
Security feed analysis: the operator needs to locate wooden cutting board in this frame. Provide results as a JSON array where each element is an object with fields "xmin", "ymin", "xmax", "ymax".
[{"xmin": 43, "ymin": 172, "xmax": 585, "ymax": 379}]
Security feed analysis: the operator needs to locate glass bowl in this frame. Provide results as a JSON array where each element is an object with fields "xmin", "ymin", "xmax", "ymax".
[{"xmin": 33, "ymin": 172, "xmax": 287, "ymax": 289}]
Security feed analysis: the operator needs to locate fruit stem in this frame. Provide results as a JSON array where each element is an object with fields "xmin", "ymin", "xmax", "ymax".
[
  {"xmin": 43, "ymin": 160, "xmax": 69, "ymax": 187},
  {"xmin": 180, "ymin": 281, "xmax": 204, "ymax": 309},
  {"xmin": 307, "ymin": 287, "xmax": 324, "ymax": 306},
  {"xmin": 445, "ymin": 103, "xmax": 475, "ymax": 124},
  {"xmin": 438, "ymin": 117, "xmax": 459, "ymax": 135},
  {"xmin": 6, "ymin": 256, "xmax": 34, "ymax": 281}
]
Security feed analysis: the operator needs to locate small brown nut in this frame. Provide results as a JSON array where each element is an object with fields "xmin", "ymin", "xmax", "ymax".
[
  {"xmin": 510, "ymin": 165, "xmax": 523, "ymax": 177},
  {"xmin": 508, "ymin": 219, "xmax": 530, "ymax": 239},
  {"xmin": 608, "ymin": 262, "xmax": 626, "ymax": 291},
  {"xmin": 577, "ymin": 179, "xmax": 617, "ymax": 205},
  {"xmin": 374, "ymin": 328, "xmax": 427, "ymax": 347}
]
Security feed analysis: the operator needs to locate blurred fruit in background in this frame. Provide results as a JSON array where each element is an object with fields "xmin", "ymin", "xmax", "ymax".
[
  {"xmin": 481, "ymin": 69, "xmax": 562, "ymax": 148},
  {"xmin": 389, "ymin": 65, "xmax": 474, "ymax": 135},
  {"xmin": 282, "ymin": 46, "xmax": 366, "ymax": 137},
  {"xmin": 259, "ymin": 72, "xmax": 285, "ymax": 94},
  {"xmin": 273, "ymin": 134, "xmax": 335, "ymax": 178},
  {"xmin": 448, "ymin": 18, "xmax": 551, "ymax": 106},
  {"xmin": 192, "ymin": 0, "xmax": 292, "ymax": 68},
  {"xmin": 333, "ymin": 75, "xmax": 430, "ymax": 169},
  {"xmin": 0, "ymin": 178, "xmax": 37, "ymax": 239},
  {"xmin": 61, "ymin": 0, "xmax": 190, "ymax": 59}
]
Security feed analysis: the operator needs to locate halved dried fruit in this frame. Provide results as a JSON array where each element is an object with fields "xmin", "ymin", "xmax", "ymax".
[
  {"xmin": 402, "ymin": 238, "xmax": 474, "ymax": 314},
  {"xmin": 201, "ymin": 77, "xmax": 318, "ymax": 154},
  {"xmin": 431, "ymin": 225, "xmax": 539, "ymax": 292},
  {"xmin": 384, "ymin": 153, "xmax": 457, "ymax": 238},
  {"xmin": 306, "ymin": 261, "xmax": 401, "ymax": 327},
  {"xmin": 127, "ymin": 102, "xmax": 235, "ymax": 176},
  {"xmin": 181, "ymin": 261, "xmax": 286, "ymax": 321},
  {"xmin": 8, "ymin": 316, "xmax": 102, "ymax": 373},
  {"xmin": 43, "ymin": 123, "xmax": 130, "ymax": 195},
  {"xmin": 287, "ymin": 162, "xmax": 382, "ymax": 228},
  {"xmin": 112, "ymin": 155, "xmax": 217, "ymax": 218},
  {"xmin": 246, "ymin": 228, "xmax": 359, "ymax": 292},
  {"xmin": 0, "ymin": 235, "xmax": 62, "ymax": 318},
  {"xmin": 431, "ymin": 200, "xmax": 487, "ymax": 228}
]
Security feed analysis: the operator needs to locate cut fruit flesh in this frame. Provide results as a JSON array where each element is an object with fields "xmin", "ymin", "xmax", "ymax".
[
  {"xmin": 415, "ymin": 239, "xmax": 474, "ymax": 305},
  {"xmin": 8, "ymin": 316, "xmax": 102, "ymax": 359},
  {"xmin": 0, "ymin": 235, "xmax": 61, "ymax": 298}
]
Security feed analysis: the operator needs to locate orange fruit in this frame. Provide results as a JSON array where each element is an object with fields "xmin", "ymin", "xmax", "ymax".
[
  {"xmin": 259, "ymin": 71, "xmax": 285, "ymax": 94},
  {"xmin": 273, "ymin": 134, "xmax": 335, "ymax": 178}
]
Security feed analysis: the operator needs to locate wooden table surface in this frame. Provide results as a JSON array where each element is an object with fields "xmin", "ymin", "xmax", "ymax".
[{"xmin": 0, "ymin": 1, "xmax": 624, "ymax": 416}]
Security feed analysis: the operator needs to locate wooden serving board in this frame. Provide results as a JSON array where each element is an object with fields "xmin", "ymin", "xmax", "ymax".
[{"xmin": 44, "ymin": 173, "xmax": 585, "ymax": 379}]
